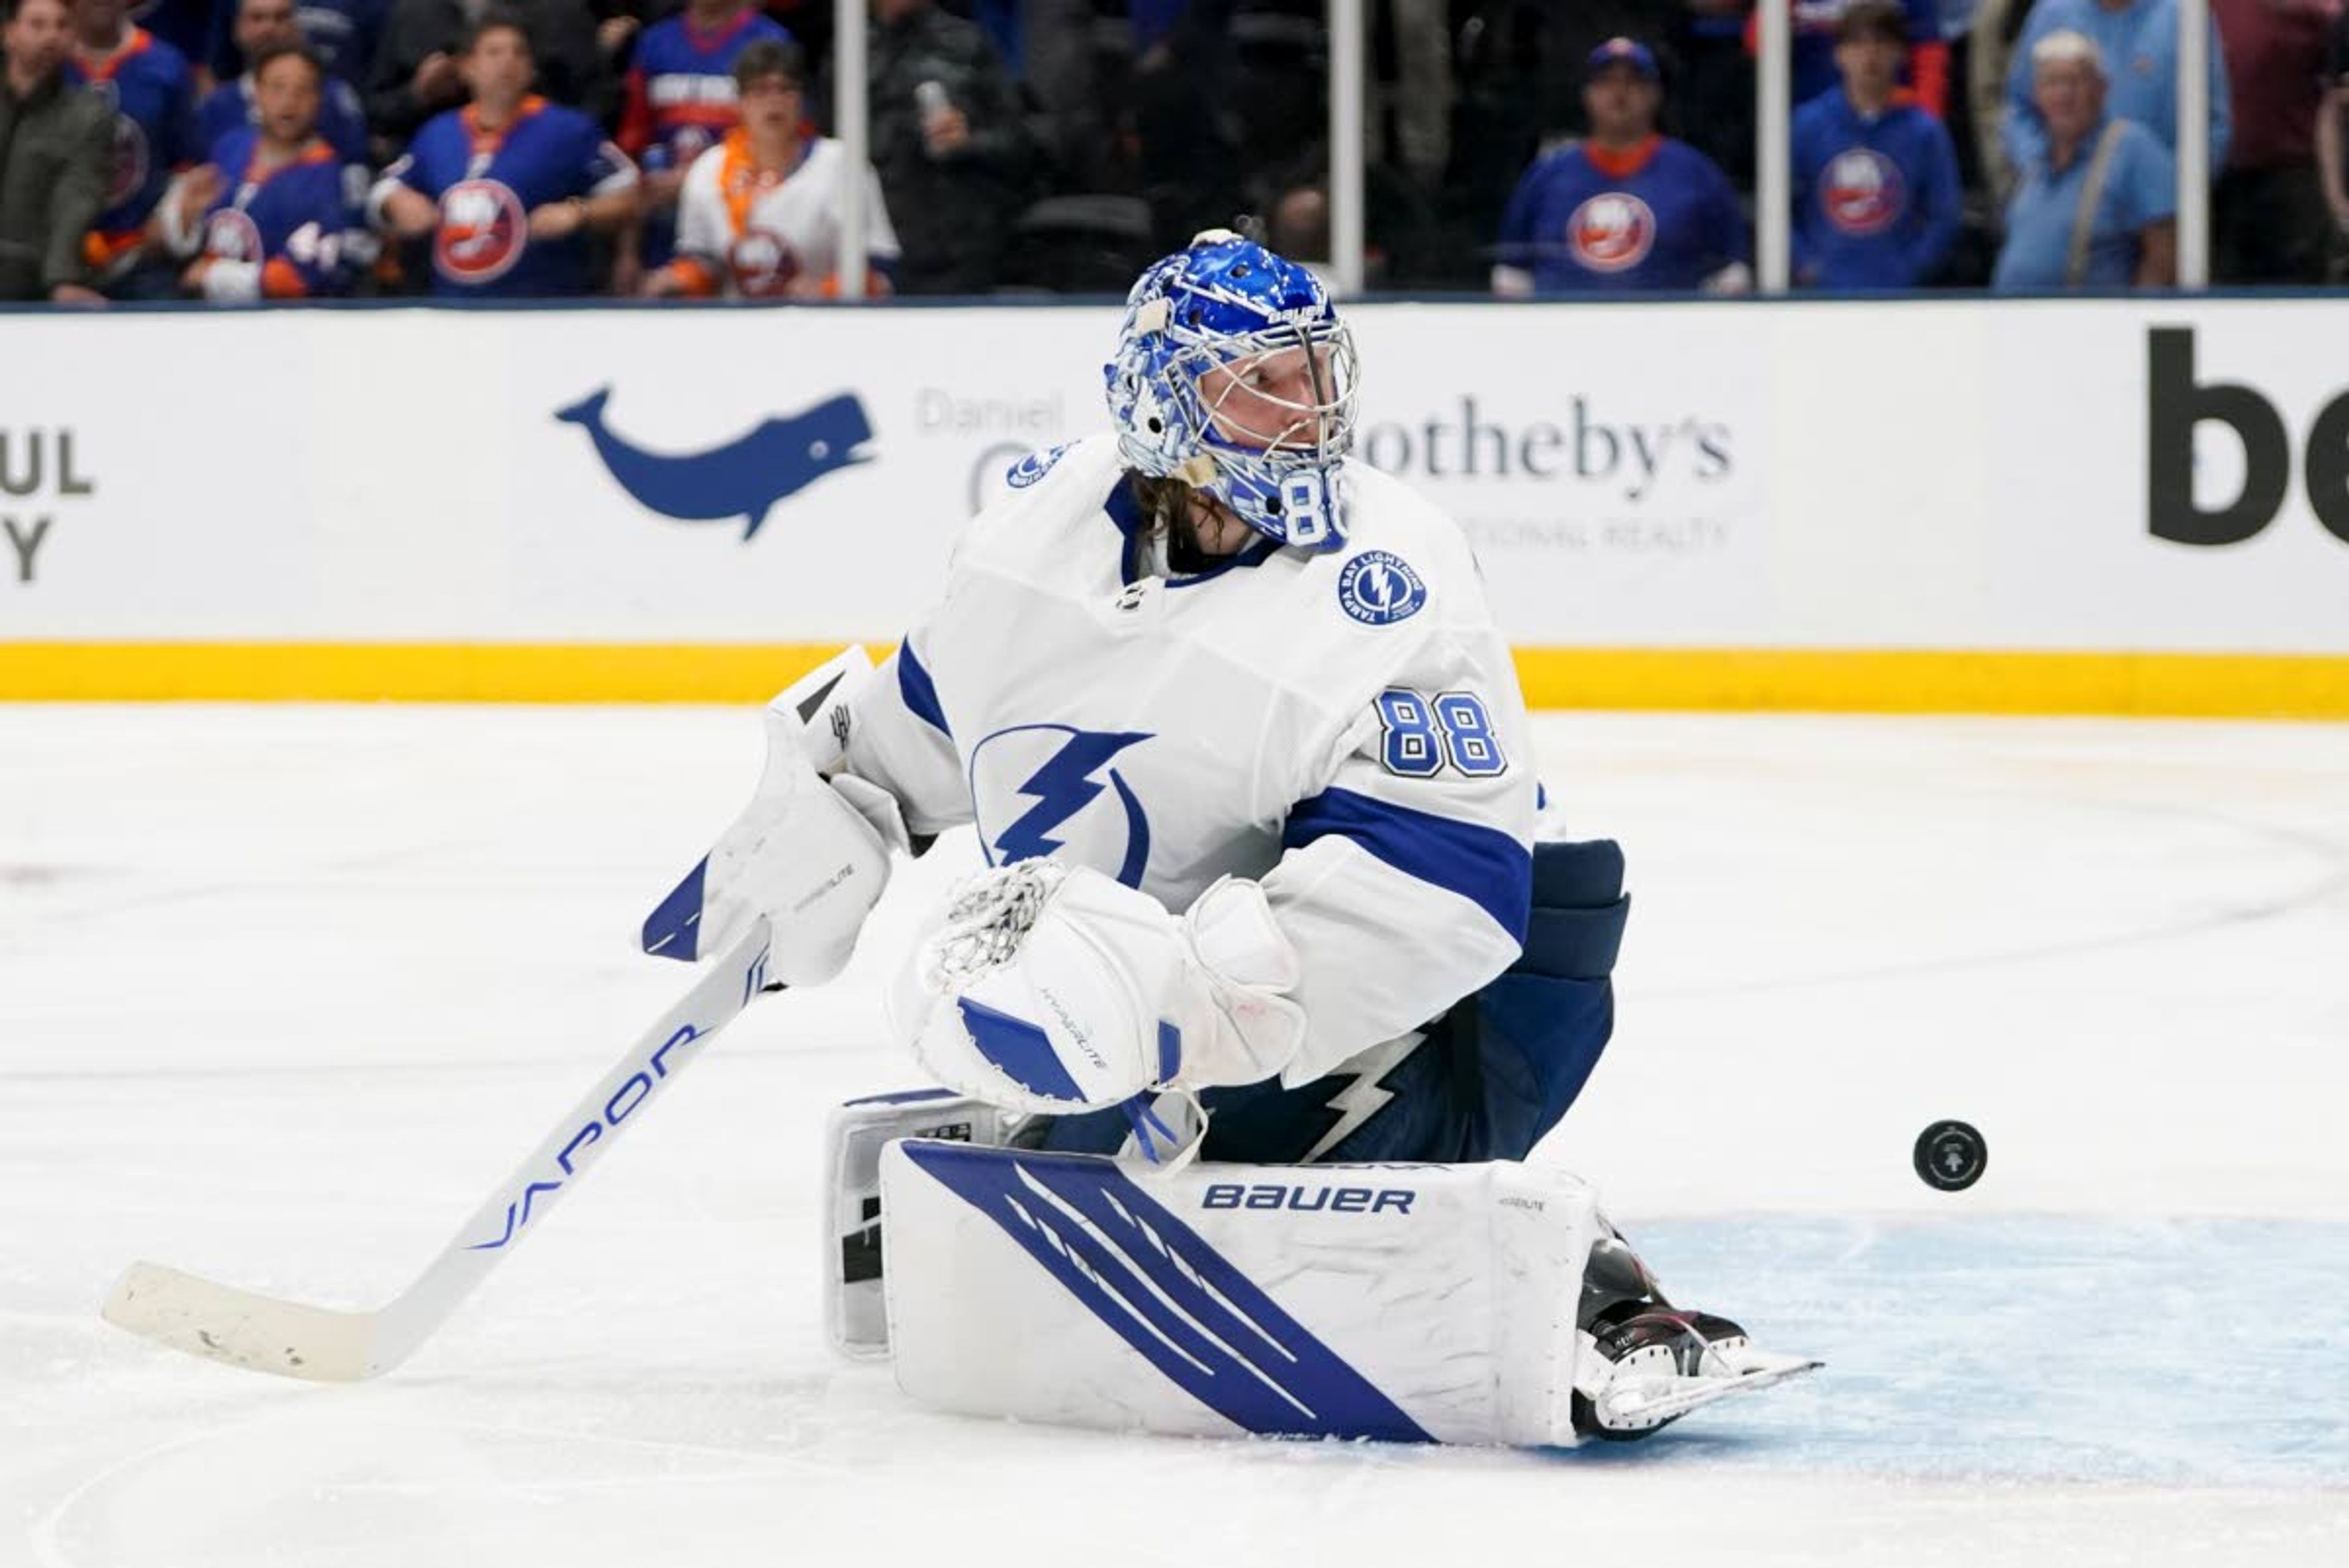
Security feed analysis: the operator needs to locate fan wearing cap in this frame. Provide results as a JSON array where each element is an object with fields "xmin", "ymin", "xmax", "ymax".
[
  {"xmin": 1789, "ymin": 0, "xmax": 1962, "ymax": 288},
  {"xmin": 1492, "ymin": 38, "xmax": 1750, "ymax": 295}
]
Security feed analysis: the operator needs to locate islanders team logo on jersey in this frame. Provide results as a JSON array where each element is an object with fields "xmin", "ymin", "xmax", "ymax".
[
  {"xmin": 201, "ymin": 209, "xmax": 263, "ymax": 264},
  {"xmin": 728, "ymin": 228, "xmax": 801, "ymax": 297},
  {"xmin": 970, "ymin": 725, "xmax": 1154, "ymax": 889},
  {"xmin": 556, "ymin": 387, "xmax": 875, "ymax": 540},
  {"xmin": 1823, "ymin": 148, "xmax": 1904, "ymax": 237},
  {"xmin": 1566, "ymin": 191, "xmax": 1655, "ymax": 274},
  {"xmin": 1338, "ymin": 551, "xmax": 1426, "ymax": 626},
  {"xmin": 436, "ymin": 178, "xmax": 528, "ymax": 284},
  {"xmin": 1006, "ymin": 444, "xmax": 1071, "ymax": 489},
  {"xmin": 102, "ymin": 111, "xmax": 149, "ymax": 209}
]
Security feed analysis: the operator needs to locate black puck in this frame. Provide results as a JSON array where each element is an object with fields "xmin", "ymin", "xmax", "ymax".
[{"xmin": 1914, "ymin": 1120, "xmax": 1987, "ymax": 1191}]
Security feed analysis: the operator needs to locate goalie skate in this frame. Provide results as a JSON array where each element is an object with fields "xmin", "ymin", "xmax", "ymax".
[{"xmin": 1571, "ymin": 1303, "xmax": 1821, "ymax": 1440}]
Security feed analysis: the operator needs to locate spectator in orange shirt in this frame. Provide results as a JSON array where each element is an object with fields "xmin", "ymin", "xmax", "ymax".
[{"xmin": 641, "ymin": 39, "xmax": 899, "ymax": 299}]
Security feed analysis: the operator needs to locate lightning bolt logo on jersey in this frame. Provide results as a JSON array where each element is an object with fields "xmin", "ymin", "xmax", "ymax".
[
  {"xmin": 970, "ymin": 725, "xmax": 1154, "ymax": 889},
  {"xmin": 1299, "ymin": 1030, "xmax": 1424, "ymax": 1162}
]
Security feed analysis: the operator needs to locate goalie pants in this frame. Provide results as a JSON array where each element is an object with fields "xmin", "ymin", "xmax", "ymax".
[{"xmin": 1030, "ymin": 839, "xmax": 1629, "ymax": 1164}]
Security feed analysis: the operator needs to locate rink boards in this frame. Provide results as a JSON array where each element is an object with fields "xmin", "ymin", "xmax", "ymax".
[{"xmin": 3, "ymin": 296, "xmax": 2347, "ymax": 716}]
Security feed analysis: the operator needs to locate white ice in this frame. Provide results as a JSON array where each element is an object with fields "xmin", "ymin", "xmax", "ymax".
[{"xmin": 4, "ymin": 705, "xmax": 2345, "ymax": 1567}]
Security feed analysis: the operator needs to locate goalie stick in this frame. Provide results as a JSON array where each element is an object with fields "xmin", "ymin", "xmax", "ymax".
[{"xmin": 100, "ymin": 918, "xmax": 775, "ymax": 1382}]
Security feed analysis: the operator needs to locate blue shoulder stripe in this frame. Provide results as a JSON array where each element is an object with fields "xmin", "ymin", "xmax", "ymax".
[
  {"xmin": 1282, "ymin": 786, "xmax": 1531, "ymax": 945},
  {"xmin": 896, "ymin": 636, "xmax": 950, "ymax": 738}
]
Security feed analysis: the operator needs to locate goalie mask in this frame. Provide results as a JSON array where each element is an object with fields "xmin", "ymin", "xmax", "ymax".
[{"xmin": 1104, "ymin": 230, "xmax": 1360, "ymax": 551}]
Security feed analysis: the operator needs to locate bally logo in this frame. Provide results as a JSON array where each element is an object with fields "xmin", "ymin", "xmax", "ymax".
[
  {"xmin": 2148, "ymin": 327, "xmax": 2349, "ymax": 548},
  {"xmin": 557, "ymin": 387, "xmax": 874, "ymax": 540}
]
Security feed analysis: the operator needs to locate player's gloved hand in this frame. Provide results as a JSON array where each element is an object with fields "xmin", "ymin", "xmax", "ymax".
[
  {"xmin": 642, "ymin": 648, "xmax": 908, "ymax": 986},
  {"xmin": 889, "ymin": 861, "xmax": 1307, "ymax": 1114}
]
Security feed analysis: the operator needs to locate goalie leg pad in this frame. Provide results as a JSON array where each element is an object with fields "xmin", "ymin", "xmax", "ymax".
[
  {"xmin": 822, "ymin": 1090, "xmax": 1014, "ymax": 1358},
  {"xmin": 877, "ymin": 1140, "xmax": 1607, "ymax": 1445}
]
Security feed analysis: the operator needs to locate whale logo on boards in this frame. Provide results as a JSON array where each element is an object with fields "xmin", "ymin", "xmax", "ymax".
[{"xmin": 555, "ymin": 387, "xmax": 874, "ymax": 540}]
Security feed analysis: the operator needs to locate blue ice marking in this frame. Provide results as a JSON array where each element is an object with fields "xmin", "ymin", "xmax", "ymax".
[{"xmin": 1587, "ymin": 1214, "xmax": 2349, "ymax": 1484}]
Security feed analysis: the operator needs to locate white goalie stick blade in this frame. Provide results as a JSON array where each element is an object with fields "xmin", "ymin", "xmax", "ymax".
[
  {"xmin": 1593, "ymin": 1348, "xmax": 1823, "ymax": 1432},
  {"xmin": 103, "ymin": 1263, "xmax": 375, "ymax": 1381},
  {"xmin": 101, "ymin": 918, "xmax": 776, "ymax": 1383}
]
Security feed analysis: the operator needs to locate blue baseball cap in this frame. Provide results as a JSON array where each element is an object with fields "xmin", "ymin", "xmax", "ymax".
[{"xmin": 1587, "ymin": 37, "xmax": 1660, "ymax": 81}]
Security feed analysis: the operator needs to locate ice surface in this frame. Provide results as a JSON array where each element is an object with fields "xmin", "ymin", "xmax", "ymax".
[{"xmin": 4, "ymin": 705, "xmax": 2345, "ymax": 1567}]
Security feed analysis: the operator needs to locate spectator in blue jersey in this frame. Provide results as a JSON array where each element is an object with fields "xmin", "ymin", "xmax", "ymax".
[
  {"xmin": 161, "ymin": 42, "xmax": 369, "ymax": 298},
  {"xmin": 64, "ymin": 0, "xmax": 198, "ymax": 294},
  {"xmin": 369, "ymin": 12, "xmax": 639, "ymax": 295},
  {"xmin": 1992, "ymin": 28, "xmax": 2176, "ymax": 288},
  {"xmin": 198, "ymin": 0, "xmax": 366, "ymax": 163},
  {"xmin": 613, "ymin": 0, "xmax": 795, "ymax": 286},
  {"xmin": 2003, "ymin": 0, "xmax": 2228, "ymax": 176},
  {"xmin": 1791, "ymin": 1, "xmax": 1962, "ymax": 287},
  {"xmin": 366, "ymin": 0, "xmax": 610, "ymax": 149},
  {"xmin": 1491, "ymin": 37, "xmax": 1751, "ymax": 295}
]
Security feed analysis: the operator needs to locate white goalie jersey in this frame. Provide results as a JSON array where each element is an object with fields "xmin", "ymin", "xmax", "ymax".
[{"xmin": 841, "ymin": 435, "xmax": 1538, "ymax": 1088}]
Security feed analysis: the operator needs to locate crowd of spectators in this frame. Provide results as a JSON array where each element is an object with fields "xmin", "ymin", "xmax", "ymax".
[{"xmin": 1, "ymin": 0, "xmax": 2346, "ymax": 304}]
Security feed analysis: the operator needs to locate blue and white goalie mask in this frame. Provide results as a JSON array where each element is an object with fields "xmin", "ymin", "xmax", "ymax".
[{"xmin": 1104, "ymin": 230, "xmax": 1360, "ymax": 551}]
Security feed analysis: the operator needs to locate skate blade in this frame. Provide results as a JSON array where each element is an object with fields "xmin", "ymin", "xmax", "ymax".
[{"xmin": 1599, "ymin": 1353, "xmax": 1823, "ymax": 1428}]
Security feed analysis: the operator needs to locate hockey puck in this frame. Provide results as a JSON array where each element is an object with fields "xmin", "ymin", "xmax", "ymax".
[{"xmin": 1913, "ymin": 1120, "xmax": 1986, "ymax": 1191}]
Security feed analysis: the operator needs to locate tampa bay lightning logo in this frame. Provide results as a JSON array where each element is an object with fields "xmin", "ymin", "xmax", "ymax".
[
  {"xmin": 556, "ymin": 387, "xmax": 874, "ymax": 540},
  {"xmin": 1337, "ymin": 551, "xmax": 1426, "ymax": 626},
  {"xmin": 1006, "ymin": 443, "xmax": 1071, "ymax": 489},
  {"xmin": 970, "ymin": 725, "xmax": 1154, "ymax": 888}
]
